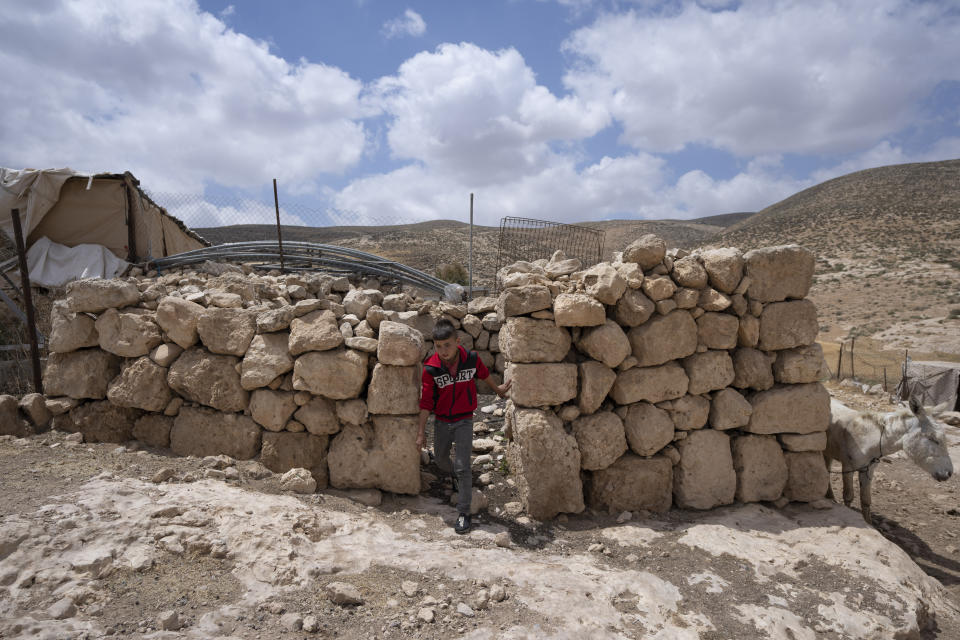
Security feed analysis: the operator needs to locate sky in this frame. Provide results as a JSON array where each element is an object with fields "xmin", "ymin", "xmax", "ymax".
[{"xmin": 1, "ymin": 0, "xmax": 959, "ymax": 228}]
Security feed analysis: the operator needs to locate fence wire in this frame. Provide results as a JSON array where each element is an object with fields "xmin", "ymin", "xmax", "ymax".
[
  {"xmin": 820, "ymin": 340, "xmax": 907, "ymax": 390},
  {"xmin": 496, "ymin": 216, "xmax": 604, "ymax": 288}
]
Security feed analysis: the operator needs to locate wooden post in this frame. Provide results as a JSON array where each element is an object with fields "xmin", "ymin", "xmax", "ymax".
[
  {"xmin": 273, "ymin": 179, "xmax": 285, "ymax": 272},
  {"xmin": 468, "ymin": 193, "xmax": 474, "ymax": 301},
  {"xmin": 836, "ymin": 342, "xmax": 843, "ymax": 380},
  {"xmin": 850, "ymin": 338, "xmax": 856, "ymax": 380},
  {"xmin": 9, "ymin": 208, "xmax": 43, "ymax": 394},
  {"xmin": 883, "ymin": 367, "xmax": 887, "ymax": 392}
]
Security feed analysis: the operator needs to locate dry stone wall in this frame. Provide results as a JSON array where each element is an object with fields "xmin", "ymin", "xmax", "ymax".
[{"xmin": 1, "ymin": 236, "xmax": 831, "ymax": 521}]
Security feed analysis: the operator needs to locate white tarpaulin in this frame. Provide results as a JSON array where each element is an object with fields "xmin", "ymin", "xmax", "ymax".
[
  {"xmin": 26, "ymin": 236, "xmax": 129, "ymax": 287},
  {"xmin": 897, "ymin": 360, "xmax": 960, "ymax": 412},
  {"xmin": 0, "ymin": 168, "xmax": 77, "ymax": 242}
]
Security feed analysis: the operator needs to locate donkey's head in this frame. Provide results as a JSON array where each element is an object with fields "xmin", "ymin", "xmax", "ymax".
[{"xmin": 901, "ymin": 396, "xmax": 954, "ymax": 482}]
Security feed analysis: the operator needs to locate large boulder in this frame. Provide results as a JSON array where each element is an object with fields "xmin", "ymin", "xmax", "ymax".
[
  {"xmin": 696, "ymin": 312, "xmax": 739, "ymax": 350},
  {"xmin": 170, "ymin": 406, "xmax": 262, "ymax": 460},
  {"xmin": 682, "ymin": 350, "xmax": 735, "ymax": 395},
  {"xmin": 622, "ymin": 234, "xmax": 666, "ymax": 270},
  {"xmin": 709, "ymin": 388, "xmax": 753, "ymax": 430},
  {"xmin": 731, "ymin": 435, "xmax": 787, "ymax": 502},
  {"xmin": 553, "ymin": 293, "xmax": 605, "ymax": 327},
  {"xmin": 506, "ymin": 408, "xmax": 584, "ymax": 519},
  {"xmin": 745, "ymin": 383, "xmax": 830, "ymax": 435},
  {"xmin": 18, "ymin": 393, "xmax": 50, "ymax": 429},
  {"xmin": 773, "ymin": 343, "xmax": 826, "ymax": 384},
  {"xmin": 588, "ymin": 454, "xmax": 672, "ymax": 513},
  {"xmin": 671, "ymin": 255, "xmax": 708, "ymax": 289},
  {"xmin": 701, "ymin": 248, "xmax": 744, "ymax": 294},
  {"xmin": 367, "ymin": 364, "xmax": 421, "ymax": 415},
  {"xmin": 499, "ymin": 318, "xmax": 571, "ymax": 363},
  {"xmin": 261, "ymin": 431, "xmax": 329, "ymax": 489},
  {"xmin": 293, "ymin": 349, "xmax": 368, "ymax": 399},
  {"xmin": 95, "ymin": 309, "xmax": 162, "ymax": 357},
  {"xmin": 294, "ymin": 396, "xmax": 341, "ymax": 436},
  {"xmin": 63, "ymin": 400, "xmax": 140, "ymax": 443},
  {"xmin": 65, "ymin": 278, "xmax": 139, "ymax": 313},
  {"xmin": 155, "ymin": 297, "xmax": 205, "ymax": 349},
  {"xmin": 576, "ymin": 320, "xmax": 631, "ymax": 369},
  {"xmin": 0, "ymin": 395, "xmax": 32, "ymax": 437},
  {"xmin": 640, "ymin": 275, "xmax": 676, "ymax": 302},
  {"xmin": 659, "ymin": 394, "xmax": 710, "ymax": 430},
  {"xmin": 107, "ymin": 357, "xmax": 172, "ymax": 412},
  {"xmin": 783, "ymin": 451, "xmax": 829, "ymax": 502},
  {"xmin": 744, "ymin": 245, "xmax": 814, "ymax": 302},
  {"xmin": 614, "ymin": 289, "xmax": 656, "ymax": 327},
  {"xmin": 571, "ymin": 411, "xmax": 627, "ymax": 471},
  {"xmin": 779, "ymin": 431, "xmax": 827, "ymax": 452},
  {"xmin": 467, "ymin": 296, "xmax": 498, "ymax": 315},
  {"xmin": 505, "ymin": 363, "xmax": 578, "ymax": 407},
  {"xmin": 241, "ymin": 332, "xmax": 294, "ymax": 390},
  {"xmin": 256, "ymin": 306, "xmax": 295, "ymax": 333},
  {"xmin": 196, "ymin": 308, "xmax": 257, "ymax": 356},
  {"xmin": 610, "ymin": 363, "xmax": 689, "ymax": 405},
  {"xmin": 577, "ymin": 360, "xmax": 617, "ymax": 415},
  {"xmin": 327, "ymin": 415, "xmax": 420, "ymax": 494},
  {"xmin": 376, "ymin": 321, "xmax": 424, "ymax": 366},
  {"xmin": 496, "ymin": 285, "xmax": 552, "ymax": 320},
  {"xmin": 132, "ymin": 414, "xmax": 172, "ymax": 448},
  {"xmin": 627, "ymin": 310, "xmax": 698, "ymax": 367},
  {"xmin": 737, "ymin": 315, "xmax": 760, "ymax": 348},
  {"xmin": 757, "ymin": 300, "xmax": 819, "ymax": 351},
  {"xmin": 250, "ymin": 389, "xmax": 298, "ymax": 431},
  {"xmin": 581, "ymin": 263, "xmax": 626, "ymax": 305},
  {"xmin": 44, "ymin": 350, "xmax": 121, "ymax": 400},
  {"xmin": 622, "ymin": 402, "xmax": 674, "ymax": 456},
  {"xmin": 289, "ymin": 310, "xmax": 343, "ymax": 356},
  {"xmin": 731, "ymin": 348, "xmax": 775, "ymax": 391},
  {"xmin": 167, "ymin": 348, "xmax": 248, "ymax": 412},
  {"xmin": 673, "ymin": 429, "xmax": 736, "ymax": 510},
  {"xmin": 48, "ymin": 303, "xmax": 99, "ymax": 353}
]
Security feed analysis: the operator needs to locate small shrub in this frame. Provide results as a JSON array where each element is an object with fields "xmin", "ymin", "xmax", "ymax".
[
  {"xmin": 436, "ymin": 262, "xmax": 468, "ymax": 285},
  {"xmin": 948, "ymin": 308, "xmax": 960, "ymax": 319}
]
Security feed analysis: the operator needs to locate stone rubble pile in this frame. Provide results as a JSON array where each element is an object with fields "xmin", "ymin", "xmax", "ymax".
[{"xmin": 0, "ymin": 234, "xmax": 831, "ymax": 519}]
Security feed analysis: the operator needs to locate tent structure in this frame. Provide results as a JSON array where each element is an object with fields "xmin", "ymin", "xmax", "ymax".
[
  {"xmin": 896, "ymin": 360, "xmax": 960, "ymax": 411},
  {"xmin": 0, "ymin": 168, "xmax": 207, "ymax": 269}
]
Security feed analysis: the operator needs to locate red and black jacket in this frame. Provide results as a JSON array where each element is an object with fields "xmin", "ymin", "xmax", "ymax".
[{"xmin": 420, "ymin": 345, "xmax": 490, "ymax": 423}]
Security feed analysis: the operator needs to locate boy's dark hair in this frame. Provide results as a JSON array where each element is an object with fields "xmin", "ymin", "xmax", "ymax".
[{"xmin": 432, "ymin": 318, "xmax": 457, "ymax": 341}]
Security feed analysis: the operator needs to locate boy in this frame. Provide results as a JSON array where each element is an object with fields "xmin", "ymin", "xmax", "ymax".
[{"xmin": 417, "ymin": 318, "xmax": 511, "ymax": 534}]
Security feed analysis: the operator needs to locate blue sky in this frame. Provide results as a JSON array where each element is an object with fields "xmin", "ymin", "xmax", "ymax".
[{"xmin": 1, "ymin": 0, "xmax": 958, "ymax": 227}]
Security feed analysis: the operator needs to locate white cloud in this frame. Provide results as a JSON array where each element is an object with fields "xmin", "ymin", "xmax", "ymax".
[
  {"xmin": 0, "ymin": 0, "xmax": 367, "ymax": 194},
  {"xmin": 563, "ymin": 0, "xmax": 960, "ymax": 156},
  {"xmin": 811, "ymin": 138, "xmax": 960, "ymax": 183},
  {"xmin": 219, "ymin": 5, "xmax": 235, "ymax": 17},
  {"xmin": 381, "ymin": 9, "xmax": 426, "ymax": 39}
]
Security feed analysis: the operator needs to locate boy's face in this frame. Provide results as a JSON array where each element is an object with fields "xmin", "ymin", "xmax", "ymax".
[{"xmin": 434, "ymin": 335, "xmax": 459, "ymax": 363}]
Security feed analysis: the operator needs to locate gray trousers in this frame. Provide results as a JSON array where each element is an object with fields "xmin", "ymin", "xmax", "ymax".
[{"xmin": 433, "ymin": 418, "xmax": 473, "ymax": 514}]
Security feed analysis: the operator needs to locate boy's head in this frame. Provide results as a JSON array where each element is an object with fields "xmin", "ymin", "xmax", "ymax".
[{"xmin": 432, "ymin": 318, "xmax": 459, "ymax": 363}]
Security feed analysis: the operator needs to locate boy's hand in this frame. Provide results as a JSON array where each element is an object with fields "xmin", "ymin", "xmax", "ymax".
[
  {"xmin": 495, "ymin": 379, "xmax": 513, "ymax": 398},
  {"xmin": 416, "ymin": 430, "xmax": 426, "ymax": 451}
]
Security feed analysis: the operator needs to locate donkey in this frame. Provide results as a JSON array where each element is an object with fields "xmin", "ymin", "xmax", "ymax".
[{"xmin": 824, "ymin": 396, "xmax": 954, "ymax": 524}]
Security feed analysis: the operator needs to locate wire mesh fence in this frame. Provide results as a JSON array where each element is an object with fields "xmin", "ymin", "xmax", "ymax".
[
  {"xmin": 495, "ymin": 216, "xmax": 604, "ymax": 288},
  {"xmin": 820, "ymin": 339, "xmax": 908, "ymax": 391}
]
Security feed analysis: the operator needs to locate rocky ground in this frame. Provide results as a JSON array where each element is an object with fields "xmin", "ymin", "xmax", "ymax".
[{"xmin": 1, "ymin": 389, "xmax": 959, "ymax": 639}]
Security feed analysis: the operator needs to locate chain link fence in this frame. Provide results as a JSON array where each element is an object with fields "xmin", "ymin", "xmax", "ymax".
[{"xmin": 495, "ymin": 216, "xmax": 604, "ymax": 288}]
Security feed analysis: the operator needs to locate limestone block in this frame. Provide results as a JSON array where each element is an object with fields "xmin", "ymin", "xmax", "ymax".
[
  {"xmin": 241, "ymin": 332, "xmax": 294, "ymax": 390},
  {"xmin": 195, "ymin": 307, "xmax": 256, "ymax": 357},
  {"xmin": 167, "ymin": 347, "xmax": 248, "ymax": 412},
  {"xmin": 627, "ymin": 310, "xmax": 698, "ymax": 367},
  {"xmin": 577, "ymin": 360, "xmax": 617, "ymax": 415},
  {"xmin": 673, "ymin": 429, "xmax": 736, "ymax": 510},
  {"xmin": 44, "ymin": 350, "xmax": 121, "ymax": 400},
  {"xmin": 461, "ymin": 314, "xmax": 483, "ymax": 338},
  {"xmin": 738, "ymin": 315, "xmax": 760, "ymax": 347},
  {"xmin": 0, "ymin": 395, "xmax": 31, "ymax": 436},
  {"xmin": 65, "ymin": 278, "xmax": 140, "ymax": 313},
  {"xmin": 732, "ymin": 435, "xmax": 787, "ymax": 502},
  {"xmin": 622, "ymin": 234, "xmax": 666, "ymax": 269},
  {"xmin": 582, "ymin": 263, "xmax": 626, "ymax": 305},
  {"xmin": 170, "ymin": 406, "xmax": 262, "ymax": 460},
  {"xmin": 641, "ymin": 275, "xmax": 676, "ymax": 302},
  {"xmin": 779, "ymin": 431, "xmax": 827, "ymax": 452},
  {"xmin": 342, "ymin": 289, "xmax": 378, "ymax": 318},
  {"xmin": 659, "ymin": 394, "xmax": 710, "ymax": 430},
  {"xmin": 456, "ymin": 330, "xmax": 474, "ymax": 351},
  {"xmin": 615, "ymin": 262, "xmax": 644, "ymax": 288},
  {"xmin": 696, "ymin": 312, "xmax": 739, "ymax": 350},
  {"xmin": 261, "ymin": 431, "xmax": 329, "ymax": 489},
  {"xmin": 49, "ymin": 304, "xmax": 98, "ymax": 353},
  {"xmin": 288, "ymin": 310, "xmax": 343, "ymax": 356},
  {"xmin": 783, "ymin": 451, "xmax": 829, "ymax": 502},
  {"xmin": 622, "ymin": 402, "xmax": 674, "ymax": 456},
  {"xmin": 377, "ymin": 321, "xmax": 425, "ymax": 366},
  {"xmin": 132, "ymin": 414, "xmax": 173, "ymax": 448},
  {"xmin": 293, "ymin": 349, "xmax": 368, "ymax": 399},
  {"xmin": 481, "ymin": 313, "xmax": 502, "ymax": 332},
  {"xmin": 673, "ymin": 287, "xmax": 699, "ymax": 310},
  {"xmin": 745, "ymin": 383, "xmax": 830, "ymax": 435},
  {"xmin": 571, "ymin": 411, "xmax": 627, "ymax": 471},
  {"xmin": 682, "ymin": 350, "xmax": 735, "ymax": 395},
  {"xmin": 744, "ymin": 244, "xmax": 814, "ymax": 302},
  {"xmin": 156, "ymin": 297, "xmax": 205, "ymax": 349},
  {"xmin": 709, "ymin": 388, "xmax": 752, "ymax": 430},
  {"xmin": 336, "ymin": 398, "xmax": 368, "ymax": 426},
  {"xmin": 150, "ymin": 343, "xmax": 183, "ymax": 367},
  {"xmin": 256, "ymin": 306, "xmax": 295, "ymax": 333},
  {"xmin": 701, "ymin": 248, "xmax": 744, "ymax": 294},
  {"xmin": 553, "ymin": 293, "xmax": 605, "ymax": 327},
  {"xmin": 495, "ymin": 285, "xmax": 552, "ymax": 320},
  {"xmin": 505, "ymin": 363, "xmax": 578, "ymax": 407},
  {"xmin": 588, "ymin": 454, "xmax": 672, "ymax": 513},
  {"xmin": 545, "ymin": 252, "xmax": 582, "ymax": 278},
  {"xmin": 671, "ymin": 255, "xmax": 708, "ymax": 289},
  {"xmin": 382, "ymin": 294, "xmax": 409, "ymax": 312},
  {"xmin": 468, "ymin": 296, "xmax": 498, "ymax": 315},
  {"xmin": 698, "ymin": 288, "xmax": 732, "ymax": 312},
  {"xmin": 614, "ymin": 289, "xmax": 656, "ymax": 327},
  {"xmin": 500, "ymin": 317, "xmax": 571, "ymax": 363},
  {"xmin": 250, "ymin": 389, "xmax": 298, "ymax": 432},
  {"xmin": 758, "ymin": 300, "xmax": 818, "ymax": 351},
  {"xmin": 63, "ymin": 400, "xmax": 140, "ymax": 443},
  {"xmin": 476, "ymin": 330, "xmax": 490, "ymax": 351},
  {"xmin": 576, "ymin": 319, "xmax": 631, "ymax": 369},
  {"xmin": 327, "ymin": 415, "xmax": 420, "ymax": 494},
  {"xmin": 773, "ymin": 343, "xmax": 825, "ymax": 384},
  {"xmin": 95, "ymin": 309, "xmax": 162, "ymax": 357},
  {"xmin": 18, "ymin": 393, "xmax": 50, "ymax": 428},
  {"xmin": 732, "ymin": 348, "xmax": 775, "ymax": 391},
  {"xmin": 294, "ymin": 396, "xmax": 340, "ymax": 435},
  {"xmin": 367, "ymin": 364, "xmax": 420, "ymax": 415},
  {"xmin": 610, "ymin": 363, "xmax": 689, "ymax": 405},
  {"xmin": 506, "ymin": 408, "xmax": 584, "ymax": 519},
  {"xmin": 107, "ymin": 357, "xmax": 172, "ymax": 412}
]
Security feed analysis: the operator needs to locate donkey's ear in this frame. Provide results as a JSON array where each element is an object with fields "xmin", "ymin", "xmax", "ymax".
[{"xmin": 908, "ymin": 395, "xmax": 925, "ymax": 416}]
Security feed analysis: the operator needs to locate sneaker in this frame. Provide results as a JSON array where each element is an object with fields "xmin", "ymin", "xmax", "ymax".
[{"xmin": 454, "ymin": 513, "xmax": 471, "ymax": 535}]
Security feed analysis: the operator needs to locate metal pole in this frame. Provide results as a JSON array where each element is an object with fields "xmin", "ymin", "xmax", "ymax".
[
  {"xmin": 850, "ymin": 338, "xmax": 856, "ymax": 380},
  {"xmin": 10, "ymin": 208, "xmax": 43, "ymax": 394},
  {"xmin": 469, "ymin": 193, "xmax": 474, "ymax": 300},
  {"xmin": 835, "ymin": 342, "xmax": 843, "ymax": 380},
  {"xmin": 273, "ymin": 179, "xmax": 285, "ymax": 272}
]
